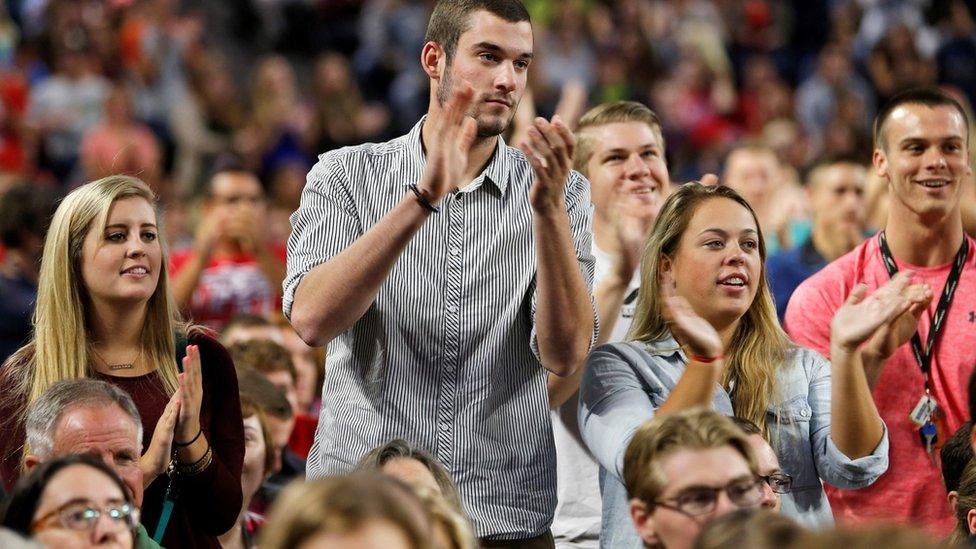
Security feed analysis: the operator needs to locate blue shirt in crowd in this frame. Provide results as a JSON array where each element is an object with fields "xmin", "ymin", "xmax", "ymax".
[
  {"xmin": 578, "ymin": 336, "xmax": 889, "ymax": 547},
  {"xmin": 766, "ymin": 237, "xmax": 827, "ymax": 323},
  {"xmin": 0, "ymin": 272, "xmax": 36, "ymax": 366}
]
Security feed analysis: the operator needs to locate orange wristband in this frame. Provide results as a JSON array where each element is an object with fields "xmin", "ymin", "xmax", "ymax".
[{"xmin": 689, "ymin": 353, "xmax": 724, "ymax": 363}]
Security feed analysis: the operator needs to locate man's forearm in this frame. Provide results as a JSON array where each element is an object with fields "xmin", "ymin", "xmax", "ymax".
[
  {"xmin": 547, "ymin": 367, "xmax": 585, "ymax": 409},
  {"xmin": 291, "ymin": 193, "xmax": 432, "ymax": 346},
  {"xmin": 548, "ymin": 266, "xmax": 630, "ymax": 408},
  {"xmin": 861, "ymin": 348, "xmax": 887, "ymax": 390},
  {"xmin": 830, "ymin": 346, "xmax": 884, "ymax": 458},
  {"xmin": 532, "ymin": 204, "xmax": 595, "ymax": 376}
]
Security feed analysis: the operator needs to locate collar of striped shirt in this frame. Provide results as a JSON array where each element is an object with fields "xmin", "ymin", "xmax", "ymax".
[{"xmin": 406, "ymin": 115, "xmax": 513, "ymax": 196}]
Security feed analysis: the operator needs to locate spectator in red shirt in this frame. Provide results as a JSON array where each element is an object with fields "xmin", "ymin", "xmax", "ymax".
[
  {"xmin": 786, "ymin": 88, "xmax": 974, "ymax": 534},
  {"xmin": 171, "ymin": 161, "xmax": 286, "ymax": 331}
]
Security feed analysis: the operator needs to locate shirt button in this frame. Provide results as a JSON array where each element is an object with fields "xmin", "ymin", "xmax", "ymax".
[
  {"xmin": 438, "ymin": 422, "xmax": 449, "ymax": 432},
  {"xmin": 446, "ymin": 305, "xmax": 458, "ymax": 313},
  {"xmin": 449, "ymin": 247, "xmax": 460, "ymax": 256}
]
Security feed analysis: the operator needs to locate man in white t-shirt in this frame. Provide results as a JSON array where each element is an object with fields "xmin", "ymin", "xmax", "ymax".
[{"xmin": 549, "ymin": 101, "xmax": 670, "ymax": 548}]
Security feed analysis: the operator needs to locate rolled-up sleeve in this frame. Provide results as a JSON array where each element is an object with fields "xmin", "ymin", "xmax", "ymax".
[
  {"xmin": 806, "ymin": 350, "xmax": 889, "ymax": 488},
  {"xmin": 283, "ymin": 151, "xmax": 363, "ymax": 319},
  {"xmin": 578, "ymin": 345, "xmax": 657, "ymax": 479}
]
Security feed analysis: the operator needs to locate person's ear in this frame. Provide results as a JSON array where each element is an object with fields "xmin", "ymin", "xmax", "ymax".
[
  {"xmin": 872, "ymin": 148, "xmax": 889, "ymax": 183},
  {"xmin": 659, "ymin": 254, "xmax": 672, "ymax": 275},
  {"xmin": 24, "ymin": 454, "xmax": 41, "ymax": 471},
  {"xmin": 420, "ymin": 42, "xmax": 445, "ymax": 81},
  {"xmin": 629, "ymin": 498, "xmax": 658, "ymax": 546},
  {"xmin": 968, "ymin": 507, "xmax": 976, "ymax": 534}
]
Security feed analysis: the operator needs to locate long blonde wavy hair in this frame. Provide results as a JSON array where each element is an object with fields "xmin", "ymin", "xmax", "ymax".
[
  {"xmin": 628, "ymin": 183, "xmax": 793, "ymax": 434},
  {"xmin": 4, "ymin": 175, "xmax": 183, "ymax": 410}
]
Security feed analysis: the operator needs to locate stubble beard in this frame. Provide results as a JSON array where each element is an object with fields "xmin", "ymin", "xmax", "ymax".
[{"xmin": 436, "ymin": 64, "xmax": 518, "ymax": 138}]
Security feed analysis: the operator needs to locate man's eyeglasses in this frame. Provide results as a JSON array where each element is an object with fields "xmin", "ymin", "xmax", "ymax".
[
  {"xmin": 653, "ymin": 478, "xmax": 765, "ymax": 516},
  {"xmin": 32, "ymin": 501, "xmax": 139, "ymax": 533},
  {"xmin": 760, "ymin": 472, "xmax": 793, "ymax": 494}
]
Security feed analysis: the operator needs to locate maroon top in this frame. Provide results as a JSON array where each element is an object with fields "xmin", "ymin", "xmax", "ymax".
[{"xmin": 0, "ymin": 332, "xmax": 244, "ymax": 548}]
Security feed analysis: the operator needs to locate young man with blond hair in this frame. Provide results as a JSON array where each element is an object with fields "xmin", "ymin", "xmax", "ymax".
[
  {"xmin": 624, "ymin": 408, "xmax": 764, "ymax": 549},
  {"xmin": 548, "ymin": 100, "xmax": 669, "ymax": 548}
]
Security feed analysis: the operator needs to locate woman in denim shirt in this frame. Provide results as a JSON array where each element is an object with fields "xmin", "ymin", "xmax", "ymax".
[{"xmin": 580, "ymin": 184, "xmax": 930, "ymax": 543}]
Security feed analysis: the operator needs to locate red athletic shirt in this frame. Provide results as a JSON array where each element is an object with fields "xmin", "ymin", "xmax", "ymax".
[{"xmin": 785, "ymin": 233, "xmax": 976, "ymax": 535}]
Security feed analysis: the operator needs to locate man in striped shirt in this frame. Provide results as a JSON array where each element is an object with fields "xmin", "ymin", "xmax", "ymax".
[{"xmin": 283, "ymin": 0, "xmax": 598, "ymax": 546}]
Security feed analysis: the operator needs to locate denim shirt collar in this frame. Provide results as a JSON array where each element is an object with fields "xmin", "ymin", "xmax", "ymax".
[{"xmin": 637, "ymin": 334, "xmax": 684, "ymax": 359}]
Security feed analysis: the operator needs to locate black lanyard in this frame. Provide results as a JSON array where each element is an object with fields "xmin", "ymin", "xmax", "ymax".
[{"xmin": 877, "ymin": 231, "xmax": 968, "ymax": 391}]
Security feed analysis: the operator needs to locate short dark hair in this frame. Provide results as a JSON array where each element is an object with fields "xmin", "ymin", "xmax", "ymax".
[
  {"xmin": 236, "ymin": 365, "xmax": 293, "ymax": 419},
  {"xmin": 804, "ymin": 152, "xmax": 865, "ymax": 175},
  {"xmin": 424, "ymin": 0, "xmax": 531, "ymax": 61},
  {"xmin": 802, "ymin": 152, "xmax": 867, "ymax": 189},
  {"xmin": 228, "ymin": 339, "xmax": 297, "ymax": 384},
  {"xmin": 0, "ymin": 184, "xmax": 61, "ymax": 249},
  {"xmin": 209, "ymin": 154, "xmax": 249, "ymax": 179},
  {"xmin": 873, "ymin": 88, "xmax": 970, "ymax": 150},
  {"xmin": 206, "ymin": 154, "xmax": 262, "ymax": 196},
  {"xmin": 224, "ymin": 313, "xmax": 273, "ymax": 331},
  {"xmin": 943, "ymin": 421, "xmax": 974, "ymax": 493},
  {"xmin": 1, "ymin": 454, "xmax": 134, "ymax": 537}
]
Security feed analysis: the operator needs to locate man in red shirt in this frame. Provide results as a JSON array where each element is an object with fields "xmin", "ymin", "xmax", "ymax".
[
  {"xmin": 786, "ymin": 88, "xmax": 974, "ymax": 534},
  {"xmin": 171, "ymin": 163, "xmax": 286, "ymax": 330}
]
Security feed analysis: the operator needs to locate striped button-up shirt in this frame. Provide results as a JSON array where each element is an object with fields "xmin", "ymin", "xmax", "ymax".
[{"xmin": 284, "ymin": 118, "xmax": 596, "ymax": 539}]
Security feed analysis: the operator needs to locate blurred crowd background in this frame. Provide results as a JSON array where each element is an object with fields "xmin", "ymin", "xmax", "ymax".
[
  {"xmin": 0, "ymin": 1, "xmax": 974, "ymax": 546},
  {"xmin": 0, "ymin": 0, "xmax": 974, "ymax": 263}
]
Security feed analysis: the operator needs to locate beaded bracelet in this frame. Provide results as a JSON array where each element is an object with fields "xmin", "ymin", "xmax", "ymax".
[{"xmin": 174, "ymin": 445, "xmax": 213, "ymax": 477}]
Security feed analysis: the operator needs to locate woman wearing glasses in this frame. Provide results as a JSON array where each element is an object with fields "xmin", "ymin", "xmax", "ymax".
[
  {"xmin": 1, "ymin": 454, "xmax": 139, "ymax": 548},
  {"xmin": 580, "ymin": 184, "xmax": 926, "ymax": 534}
]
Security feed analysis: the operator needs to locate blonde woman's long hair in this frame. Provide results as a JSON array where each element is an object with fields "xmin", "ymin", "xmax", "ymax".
[
  {"xmin": 628, "ymin": 183, "xmax": 793, "ymax": 434},
  {"xmin": 5, "ymin": 175, "xmax": 183, "ymax": 409}
]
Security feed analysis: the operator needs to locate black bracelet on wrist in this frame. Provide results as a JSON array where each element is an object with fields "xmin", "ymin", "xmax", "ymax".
[
  {"xmin": 408, "ymin": 184, "xmax": 440, "ymax": 213},
  {"xmin": 174, "ymin": 428, "xmax": 202, "ymax": 447},
  {"xmin": 173, "ymin": 444, "xmax": 213, "ymax": 477}
]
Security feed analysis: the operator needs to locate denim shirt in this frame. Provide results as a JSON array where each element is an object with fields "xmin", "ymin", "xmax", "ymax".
[{"xmin": 578, "ymin": 336, "xmax": 889, "ymax": 546}]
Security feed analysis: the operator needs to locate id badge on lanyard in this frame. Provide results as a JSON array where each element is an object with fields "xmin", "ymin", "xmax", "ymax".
[{"xmin": 878, "ymin": 231, "xmax": 967, "ymax": 465}]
